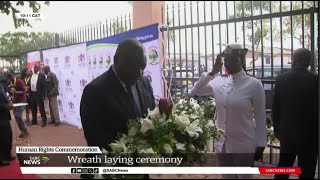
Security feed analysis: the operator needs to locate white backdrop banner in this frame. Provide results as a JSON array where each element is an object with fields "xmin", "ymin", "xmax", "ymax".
[
  {"xmin": 40, "ymin": 24, "xmax": 163, "ymax": 129},
  {"xmin": 86, "ymin": 23, "xmax": 163, "ymax": 99},
  {"xmin": 43, "ymin": 43, "xmax": 87, "ymax": 129}
]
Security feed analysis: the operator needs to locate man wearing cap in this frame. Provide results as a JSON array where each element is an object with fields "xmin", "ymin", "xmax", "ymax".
[{"xmin": 186, "ymin": 44, "xmax": 267, "ymax": 179}]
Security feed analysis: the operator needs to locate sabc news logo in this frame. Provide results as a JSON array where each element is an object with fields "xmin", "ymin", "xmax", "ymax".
[
  {"xmin": 71, "ymin": 168, "xmax": 99, "ymax": 174},
  {"xmin": 24, "ymin": 156, "xmax": 50, "ymax": 165}
]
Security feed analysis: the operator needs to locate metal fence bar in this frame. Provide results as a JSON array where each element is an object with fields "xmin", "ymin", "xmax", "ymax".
[
  {"xmin": 211, "ymin": 1, "xmax": 215, "ymax": 73},
  {"xmin": 184, "ymin": 2, "xmax": 189, "ymax": 94},
  {"xmin": 260, "ymin": 1, "xmax": 264, "ymax": 78},
  {"xmin": 251, "ymin": 1, "xmax": 255, "ymax": 76},
  {"xmin": 204, "ymin": 1, "xmax": 208, "ymax": 72},
  {"xmin": 160, "ymin": 7, "xmax": 317, "ymax": 31}
]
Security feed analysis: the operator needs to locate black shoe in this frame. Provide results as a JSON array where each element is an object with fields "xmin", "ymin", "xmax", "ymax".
[
  {"xmin": 19, "ymin": 133, "xmax": 26, "ymax": 138},
  {"xmin": 54, "ymin": 123, "xmax": 60, "ymax": 126},
  {"xmin": 48, "ymin": 121, "xmax": 55, "ymax": 124},
  {"xmin": 0, "ymin": 161, "xmax": 10, "ymax": 167},
  {"xmin": 41, "ymin": 123, "xmax": 47, "ymax": 127},
  {"xmin": 31, "ymin": 122, "xmax": 37, "ymax": 125}
]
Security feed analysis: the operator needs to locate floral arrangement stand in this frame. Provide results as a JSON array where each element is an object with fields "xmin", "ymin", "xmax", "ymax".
[{"xmin": 96, "ymin": 98, "xmax": 223, "ymax": 179}]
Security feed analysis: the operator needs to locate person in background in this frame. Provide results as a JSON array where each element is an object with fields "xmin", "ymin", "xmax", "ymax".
[
  {"xmin": 0, "ymin": 79, "xmax": 14, "ymax": 166},
  {"xmin": 6, "ymin": 70, "xmax": 30, "ymax": 138},
  {"xmin": 0, "ymin": 68, "xmax": 7, "ymax": 91},
  {"xmin": 43, "ymin": 66, "xmax": 60, "ymax": 126},
  {"xmin": 30, "ymin": 64, "xmax": 47, "ymax": 127},
  {"xmin": 272, "ymin": 48, "xmax": 319, "ymax": 179},
  {"xmin": 186, "ymin": 44, "xmax": 267, "ymax": 179},
  {"xmin": 80, "ymin": 39, "xmax": 155, "ymax": 179},
  {"xmin": 21, "ymin": 67, "xmax": 33, "ymax": 124}
]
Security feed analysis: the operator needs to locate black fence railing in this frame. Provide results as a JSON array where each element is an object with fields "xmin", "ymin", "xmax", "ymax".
[
  {"xmin": 161, "ymin": 1, "xmax": 318, "ymax": 102},
  {"xmin": 161, "ymin": 1, "xmax": 318, "ymax": 173}
]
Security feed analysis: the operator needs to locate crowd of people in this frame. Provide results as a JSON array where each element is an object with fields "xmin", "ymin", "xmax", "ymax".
[{"xmin": 0, "ymin": 64, "xmax": 60, "ymax": 166}]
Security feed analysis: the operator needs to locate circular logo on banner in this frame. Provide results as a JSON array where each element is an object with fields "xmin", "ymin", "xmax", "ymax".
[
  {"xmin": 99, "ymin": 56, "xmax": 103, "ymax": 69},
  {"xmin": 58, "ymin": 99, "xmax": 63, "ymax": 108},
  {"xmin": 80, "ymin": 79, "xmax": 88, "ymax": 89},
  {"xmin": 93, "ymin": 56, "xmax": 97, "ymax": 69},
  {"xmin": 65, "ymin": 79, "xmax": 72, "ymax": 87},
  {"xmin": 44, "ymin": 58, "xmax": 49, "ymax": 65},
  {"xmin": 68, "ymin": 101, "xmax": 75, "ymax": 110},
  {"xmin": 148, "ymin": 47, "xmax": 159, "ymax": 65},
  {"xmin": 78, "ymin": 53, "xmax": 85, "ymax": 64},
  {"xmin": 65, "ymin": 56, "xmax": 71, "ymax": 64},
  {"xmin": 106, "ymin": 56, "xmax": 111, "ymax": 68}
]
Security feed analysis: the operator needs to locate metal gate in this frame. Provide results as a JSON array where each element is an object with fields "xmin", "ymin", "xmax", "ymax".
[
  {"xmin": 161, "ymin": 1, "xmax": 318, "ymax": 103},
  {"xmin": 160, "ymin": 1, "xmax": 319, "ymax": 170}
]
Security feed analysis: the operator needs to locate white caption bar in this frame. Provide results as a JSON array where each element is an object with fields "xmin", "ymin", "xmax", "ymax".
[
  {"xmin": 16, "ymin": 146, "xmax": 102, "ymax": 154},
  {"xmin": 21, "ymin": 167, "xmax": 260, "ymax": 174},
  {"xmin": 16, "ymin": 13, "xmax": 44, "ymax": 19}
]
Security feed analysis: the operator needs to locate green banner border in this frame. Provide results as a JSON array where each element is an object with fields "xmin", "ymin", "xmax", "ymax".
[{"xmin": 87, "ymin": 44, "xmax": 118, "ymax": 51}]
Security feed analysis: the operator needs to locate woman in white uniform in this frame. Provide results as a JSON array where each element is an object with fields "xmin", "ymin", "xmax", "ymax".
[{"xmin": 187, "ymin": 44, "xmax": 267, "ymax": 179}]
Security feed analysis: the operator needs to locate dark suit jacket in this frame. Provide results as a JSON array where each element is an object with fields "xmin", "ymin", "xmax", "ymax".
[
  {"xmin": 0, "ymin": 85, "xmax": 11, "ymax": 126},
  {"xmin": 272, "ymin": 67, "xmax": 318, "ymax": 146},
  {"xmin": 80, "ymin": 66, "xmax": 155, "ymax": 151},
  {"xmin": 31, "ymin": 72, "xmax": 47, "ymax": 98}
]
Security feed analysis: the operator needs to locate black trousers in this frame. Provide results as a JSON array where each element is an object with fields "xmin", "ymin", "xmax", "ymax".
[
  {"xmin": 30, "ymin": 92, "xmax": 47, "ymax": 124},
  {"xmin": 275, "ymin": 140, "xmax": 318, "ymax": 179},
  {"xmin": 0, "ymin": 123, "xmax": 13, "ymax": 161}
]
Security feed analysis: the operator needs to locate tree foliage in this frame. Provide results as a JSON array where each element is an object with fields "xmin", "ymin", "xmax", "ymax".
[
  {"xmin": 233, "ymin": 1, "xmax": 315, "ymax": 59},
  {"xmin": 0, "ymin": 1, "xmax": 50, "ymax": 28},
  {"xmin": 0, "ymin": 32, "xmax": 72, "ymax": 67}
]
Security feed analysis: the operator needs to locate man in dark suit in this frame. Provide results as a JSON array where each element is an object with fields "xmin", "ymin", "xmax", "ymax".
[
  {"xmin": 0, "ymin": 81, "xmax": 14, "ymax": 166},
  {"xmin": 30, "ymin": 64, "xmax": 47, "ymax": 127},
  {"xmin": 80, "ymin": 39, "xmax": 155, "ymax": 178},
  {"xmin": 272, "ymin": 48, "xmax": 319, "ymax": 179}
]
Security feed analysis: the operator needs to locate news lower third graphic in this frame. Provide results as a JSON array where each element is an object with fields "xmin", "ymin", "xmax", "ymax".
[{"xmin": 16, "ymin": 146, "xmax": 302, "ymax": 175}]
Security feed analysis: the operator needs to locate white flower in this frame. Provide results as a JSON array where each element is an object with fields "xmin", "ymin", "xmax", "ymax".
[
  {"xmin": 140, "ymin": 119, "xmax": 155, "ymax": 134},
  {"xmin": 139, "ymin": 148, "xmax": 155, "ymax": 154},
  {"xmin": 189, "ymin": 114, "xmax": 199, "ymax": 120},
  {"xmin": 175, "ymin": 115, "xmax": 190, "ymax": 129},
  {"xmin": 110, "ymin": 141, "xmax": 127, "ymax": 153},
  {"xmin": 148, "ymin": 107, "xmax": 160, "ymax": 120},
  {"xmin": 163, "ymin": 144, "xmax": 173, "ymax": 155},
  {"xmin": 185, "ymin": 120, "xmax": 203, "ymax": 139},
  {"xmin": 176, "ymin": 143, "xmax": 186, "ymax": 151},
  {"xmin": 128, "ymin": 126, "xmax": 139, "ymax": 136},
  {"xmin": 181, "ymin": 110, "xmax": 188, "ymax": 115},
  {"xmin": 158, "ymin": 114, "xmax": 166, "ymax": 124}
]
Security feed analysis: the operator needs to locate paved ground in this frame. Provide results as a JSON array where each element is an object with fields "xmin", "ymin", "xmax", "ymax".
[{"xmin": 10, "ymin": 114, "xmax": 299, "ymax": 179}]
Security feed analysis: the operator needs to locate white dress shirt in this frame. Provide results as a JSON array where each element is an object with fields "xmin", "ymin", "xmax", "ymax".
[
  {"xmin": 190, "ymin": 69, "xmax": 267, "ymax": 153},
  {"xmin": 30, "ymin": 72, "xmax": 39, "ymax": 92},
  {"xmin": 112, "ymin": 66, "xmax": 141, "ymax": 114}
]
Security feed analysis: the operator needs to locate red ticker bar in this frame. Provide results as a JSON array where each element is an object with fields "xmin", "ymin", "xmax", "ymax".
[{"xmin": 259, "ymin": 167, "xmax": 302, "ymax": 174}]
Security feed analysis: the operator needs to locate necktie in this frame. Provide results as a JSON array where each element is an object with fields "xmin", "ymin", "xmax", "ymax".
[{"xmin": 126, "ymin": 85, "xmax": 140, "ymax": 117}]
